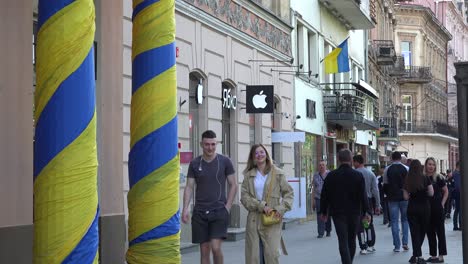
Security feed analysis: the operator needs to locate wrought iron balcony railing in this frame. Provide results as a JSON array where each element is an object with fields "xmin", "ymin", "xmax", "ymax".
[
  {"xmin": 323, "ymin": 84, "xmax": 379, "ymax": 130},
  {"xmin": 379, "ymin": 117, "xmax": 398, "ymax": 139},
  {"xmin": 395, "ymin": 66, "xmax": 432, "ymax": 83},
  {"xmin": 399, "ymin": 120, "xmax": 458, "ymax": 139}
]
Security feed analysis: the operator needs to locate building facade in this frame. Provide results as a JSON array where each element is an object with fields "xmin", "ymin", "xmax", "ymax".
[
  {"xmin": 290, "ymin": 0, "xmax": 378, "ymax": 213},
  {"xmin": 394, "ymin": 3, "xmax": 455, "ymax": 172},
  {"xmin": 368, "ymin": 0, "xmax": 401, "ymax": 165}
]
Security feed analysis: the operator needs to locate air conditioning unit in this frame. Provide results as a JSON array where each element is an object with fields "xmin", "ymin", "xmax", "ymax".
[{"xmin": 378, "ymin": 47, "xmax": 393, "ymax": 57}]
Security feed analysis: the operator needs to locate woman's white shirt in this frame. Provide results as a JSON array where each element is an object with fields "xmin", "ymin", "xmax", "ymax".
[{"xmin": 254, "ymin": 169, "xmax": 268, "ymax": 200}]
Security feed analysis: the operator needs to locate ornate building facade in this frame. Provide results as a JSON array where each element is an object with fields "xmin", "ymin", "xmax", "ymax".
[
  {"xmin": 368, "ymin": 0, "xmax": 401, "ymax": 165},
  {"xmin": 394, "ymin": 4, "xmax": 455, "ymax": 172}
]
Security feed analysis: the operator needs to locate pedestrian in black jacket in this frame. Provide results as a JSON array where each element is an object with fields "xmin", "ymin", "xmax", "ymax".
[{"xmin": 320, "ymin": 149, "xmax": 369, "ymax": 264}]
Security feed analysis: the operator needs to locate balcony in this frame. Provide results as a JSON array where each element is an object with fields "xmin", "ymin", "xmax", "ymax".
[
  {"xmin": 396, "ymin": 66, "xmax": 432, "ymax": 83},
  {"xmin": 319, "ymin": 0, "xmax": 374, "ymax": 30},
  {"xmin": 388, "ymin": 56, "xmax": 405, "ymax": 76},
  {"xmin": 373, "ymin": 40, "xmax": 396, "ymax": 66},
  {"xmin": 378, "ymin": 117, "xmax": 398, "ymax": 141},
  {"xmin": 399, "ymin": 120, "xmax": 459, "ymax": 140},
  {"xmin": 323, "ymin": 81, "xmax": 379, "ymax": 130}
]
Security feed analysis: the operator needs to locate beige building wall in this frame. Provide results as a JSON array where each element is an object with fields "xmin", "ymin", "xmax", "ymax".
[
  {"xmin": 0, "ymin": 1, "xmax": 34, "ymax": 263},
  {"xmin": 399, "ymin": 136, "xmax": 449, "ymax": 173}
]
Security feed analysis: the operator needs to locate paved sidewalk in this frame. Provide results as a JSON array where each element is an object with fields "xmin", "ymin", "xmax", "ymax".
[{"xmin": 182, "ymin": 215, "xmax": 463, "ymax": 264}]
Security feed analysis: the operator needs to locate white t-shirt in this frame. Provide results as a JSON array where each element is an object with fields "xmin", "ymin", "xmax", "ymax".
[{"xmin": 254, "ymin": 170, "xmax": 268, "ymax": 200}]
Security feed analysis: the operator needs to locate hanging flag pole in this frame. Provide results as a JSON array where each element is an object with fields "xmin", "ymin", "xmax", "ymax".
[
  {"xmin": 127, "ymin": 0, "xmax": 180, "ymax": 263},
  {"xmin": 34, "ymin": 1, "xmax": 99, "ymax": 263}
]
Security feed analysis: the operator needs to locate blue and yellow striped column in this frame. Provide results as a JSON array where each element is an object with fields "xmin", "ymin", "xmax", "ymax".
[
  {"xmin": 126, "ymin": 0, "xmax": 180, "ymax": 263},
  {"xmin": 34, "ymin": 1, "xmax": 99, "ymax": 263}
]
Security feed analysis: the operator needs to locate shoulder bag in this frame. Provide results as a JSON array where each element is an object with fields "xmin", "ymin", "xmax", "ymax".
[{"xmin": 261, "ymin": 168, "xmax": 281, "ymax": 226}]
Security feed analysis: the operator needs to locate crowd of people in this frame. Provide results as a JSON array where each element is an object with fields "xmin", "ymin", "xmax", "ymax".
[
  {"xmin": 318, "ymin": 150, "xmax": 462, "ymax": 264},
  {"xmin": 181, "ymin": 130, "xmax": 462, "ymax": 264}
]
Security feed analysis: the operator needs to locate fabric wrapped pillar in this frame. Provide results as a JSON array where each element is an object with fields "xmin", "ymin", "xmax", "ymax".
[
  {"xmin": 126, "ymin": 0, "xmax": 180, "ymax": 263},
  {"xmin": 34, "ymin": 0, "xmax": 99, "ymax": 263}
]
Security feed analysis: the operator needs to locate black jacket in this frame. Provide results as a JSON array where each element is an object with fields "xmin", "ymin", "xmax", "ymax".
[
  {"xmin": 320, "ymin": 164, "xmax": 369, "ymax": 216},
  {"xmin": 384, "ymin": 163, "xmax": 408, "ymax": 201}
]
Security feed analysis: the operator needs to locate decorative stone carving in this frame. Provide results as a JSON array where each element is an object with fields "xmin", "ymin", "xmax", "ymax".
[{"xmin": 182, "ymin": 0, "xmax": 291, "ymax": 55}]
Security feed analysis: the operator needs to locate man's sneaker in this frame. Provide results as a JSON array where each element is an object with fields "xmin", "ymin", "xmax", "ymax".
[
  {"xmin": 317, "ymin": 235, "xmax": 323, "ymax": 238},
  {"xmin": 360, "ymin": 249, "xmax": 368, "ymax": 255},
  {"xmin": 367, "ymin": 246, "xmax": 376, "ymax": 253},
  {"xmin": 403, "ymin": 245, "xmax": 410, "ymax": 251},
  {"xmin": 326, "ymin": 232, "xmax": 331, "ymax": 237},
  {"xmin": 393, "ymin": 248, "xmax": 401, "ymax": 252},
  {"xmin": 409, "ymin": 256, "xmax": 417, "ymax": 263},
  {"xmin": 454, "ymin": 227, "xmax": 460, "ymax": 231}
]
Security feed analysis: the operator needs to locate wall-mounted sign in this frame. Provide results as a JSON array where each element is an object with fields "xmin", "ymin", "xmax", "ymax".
[
  {"xmin": 246, "ymin": 85, "xmax": 274, "ymax": 113},
  {"xmin": 180, "ymin": 152, "xmax": 193, "ymax": 164},
  {"xmin": 196, "ymin": 83, "xmax": 203, "ymax": 105},
  {"xmin": 222, "ymin": 88, "xmax": 237, "ymax": 110}
]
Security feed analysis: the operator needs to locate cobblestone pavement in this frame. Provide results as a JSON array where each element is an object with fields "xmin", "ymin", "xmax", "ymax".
[{"xmin": 182, "ymin": 215, "xmax": 463, "ymax": 264}]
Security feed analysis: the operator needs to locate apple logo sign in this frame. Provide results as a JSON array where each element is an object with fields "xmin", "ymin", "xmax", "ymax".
[
  {"xmin": 252, "ymin": 90, "xmax": 267, "ymax": 109},
  {"xmin": 246, "ymin": 85, "xmax": 273, "ymax": 113}
]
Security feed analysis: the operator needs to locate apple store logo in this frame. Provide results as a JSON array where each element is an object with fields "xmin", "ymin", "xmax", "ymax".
[{"xmin": 246, "ymin": 85, "xmax": 274, "ymax": 114}]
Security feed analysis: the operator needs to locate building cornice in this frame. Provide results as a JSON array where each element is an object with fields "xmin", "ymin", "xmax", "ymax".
[
  {"xmin": 399, "ymin": 133, "xmax": 458, "ymax": 143},
  {"xmin": 396, "ymin": 4, "xmax": 452, "ymax": 41},
  {"xmin": 177, "ymin": 0, "xmax": 292, "ymax": 58}
]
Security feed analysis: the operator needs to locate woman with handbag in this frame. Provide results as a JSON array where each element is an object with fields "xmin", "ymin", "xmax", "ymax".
[{"xmin": 240, "ymin": 144, "xmax": 294, "ymax": 264}]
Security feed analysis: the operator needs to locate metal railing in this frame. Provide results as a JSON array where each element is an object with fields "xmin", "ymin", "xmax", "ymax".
[
  {"xmin": 399, "ymin": 120, "xmax": 458, "ymax": 138},
  {"xmin": 379, "ymin": 117, "xmax": 398, "ymax": 138},
  {"xmin": 323, "ymin": 87, "xmax": 379, "ymax": 124}
]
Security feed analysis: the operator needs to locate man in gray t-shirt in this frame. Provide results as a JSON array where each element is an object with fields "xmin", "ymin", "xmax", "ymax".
[
  {"xmin": 353, "ymin": 155, "xmax": 381, "ymax": 254},
  {"xmin": 182, "ymin": 130, "xmax": 237, "ymax": 264}
]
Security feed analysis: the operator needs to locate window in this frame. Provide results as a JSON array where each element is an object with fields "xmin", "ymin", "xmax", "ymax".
[
  {"xmin": 401, "ymin": 41, "xmax": 412, "ymax": 69},
  {"xmin": 221, "ymin": 81, "xmax": 235, "ymax": 157},
  {"xmin": 296, "ymin": 23, "xmax": 318, "ymax": 80},
  {"xmin": 189, "ymin": 73, "xmax": 204, "ymax": 157},
  {"xmin": 402, "ymin": 95, "xmax": 412, "ymax": 131},
  {"xmin": 252, "ymin": 0, "xmax": 290, "ymax": 21}
]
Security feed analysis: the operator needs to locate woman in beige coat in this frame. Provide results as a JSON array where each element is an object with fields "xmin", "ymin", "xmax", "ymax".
[{"xmin": 240, "ymin": 144, "xmax": 294, "ymax": 264}]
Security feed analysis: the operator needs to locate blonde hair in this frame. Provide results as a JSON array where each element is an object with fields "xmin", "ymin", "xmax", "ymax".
[
  {"xmin": 243, "ymin": 144, "xmax": 273, "ymax": 174},
  {"xmin": 424, "ymin": 157, "xmax": 444, "ymax": 181}
]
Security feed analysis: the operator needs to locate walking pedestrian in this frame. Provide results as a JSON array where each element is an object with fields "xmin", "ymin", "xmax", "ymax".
[
  {"xmin": 452, "ymin": 161, "xmax": 462, "ymax": 231},
  {"xmin": 425, "ymin": 157, "xmax": 448, "ymax": 263},
  {"xmin": 182, "ymin": 130, "xmax": 238, "ymax": 264},
  {"xmin": 383, "ymin": 151, "xmax": 410, "ymax": 252},
  {"xmin": 353, "ymin": 155, "xmax": 380, "ymax": 255},
  {"xmin": 240, "ymin": 144, "xmax": 294, "ymax": 264},
  {"xmin": 404, "ymin": 159, "xmax": 434, "ymax": 264},
  {"xmin": 377, "ymin": 166, "xmax": 390, "ymax": 225},
  {"xmin": 444, "ymin": 170, "xmax": 454, "ymax": 219},
  {"xmin": 312, "ymin": 160, "xmax": 332, "ymax": 238},
  {"xmin": 320, "ymin": 149, "xmax": 370, "ymax": 264}
]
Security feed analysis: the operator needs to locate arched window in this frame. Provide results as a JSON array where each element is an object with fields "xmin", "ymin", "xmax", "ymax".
[
  {"xmin": 189, "ymin": 70, "xmax": 207, "ymax": 157},
  {"xmin": 221, "ymin": 80, "xmax": 237, "ymax": 158}
]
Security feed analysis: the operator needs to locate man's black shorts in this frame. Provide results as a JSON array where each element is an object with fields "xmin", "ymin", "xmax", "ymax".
[{"xmin": 191, "ymin": 207, "xmax": 229, "ymax": 244}]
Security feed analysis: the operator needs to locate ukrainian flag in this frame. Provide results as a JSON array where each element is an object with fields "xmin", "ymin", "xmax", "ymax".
[{"xmin": 324, "ymin": 38, "xmax": 350, "ymax": 74}]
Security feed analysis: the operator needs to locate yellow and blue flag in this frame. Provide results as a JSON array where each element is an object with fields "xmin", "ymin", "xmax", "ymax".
[{"xmin": 324, "ymin": 38, "xmax": 350, "ymax": 74}]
